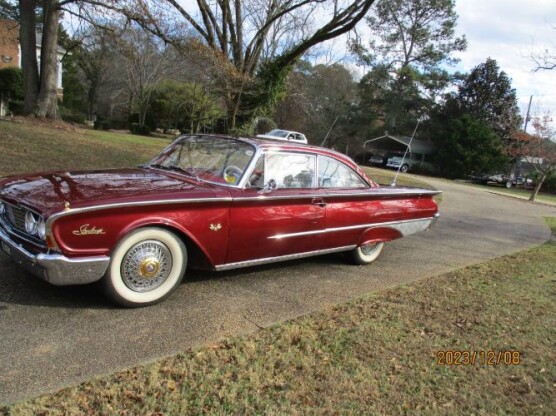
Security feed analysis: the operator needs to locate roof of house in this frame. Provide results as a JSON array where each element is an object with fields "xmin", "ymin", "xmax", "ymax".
[{"xmin": 363, "ymin": 134, "xmax": 436, "ymax": 155}]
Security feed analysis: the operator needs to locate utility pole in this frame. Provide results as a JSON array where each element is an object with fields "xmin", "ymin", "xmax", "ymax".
[{"xmin": 523, "ymin": 95, "xmax": 533, "ymax": 132}]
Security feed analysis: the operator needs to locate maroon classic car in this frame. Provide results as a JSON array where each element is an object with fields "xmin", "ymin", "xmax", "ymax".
[{"xmin": 0, "ymin": 135, "xmax": 440, "ymax": 307}]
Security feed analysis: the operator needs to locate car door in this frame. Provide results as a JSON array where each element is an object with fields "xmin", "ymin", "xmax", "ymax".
[
  {"xmin": 317, "ymin": 155, "xmax": 377, "ymax": 248},
  {"xmin": 226, "ymin": 151, "xmax": 326, "ymax": 264}
]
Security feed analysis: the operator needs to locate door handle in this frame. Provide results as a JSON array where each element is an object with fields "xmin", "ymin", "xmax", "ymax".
[{"xmin": 311, "ymin": 198, "xmax": 327, "ymax": 207}]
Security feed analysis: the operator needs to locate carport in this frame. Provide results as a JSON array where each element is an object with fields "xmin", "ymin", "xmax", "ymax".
[{"xmin": 363, "ymin": 133, "xmax": 436, "ymax": 167}]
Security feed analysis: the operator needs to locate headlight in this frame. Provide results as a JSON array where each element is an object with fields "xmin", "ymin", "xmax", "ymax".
[
  {"xmin": 37, "ymin": 218, "xmax": 46, "ymax": 240},
  {"xmin": 25, "ymin": 211, "xmax": 39, "ymax": 235}
]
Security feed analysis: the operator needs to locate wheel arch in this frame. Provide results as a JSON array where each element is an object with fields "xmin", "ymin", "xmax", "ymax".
[
  {"xmin": 116, "ymin": 218, "xmax": 215, "ymax": 270},
  {"xmin": 358, "ymin": 226, "xmax": 403, "ymax": 246}
]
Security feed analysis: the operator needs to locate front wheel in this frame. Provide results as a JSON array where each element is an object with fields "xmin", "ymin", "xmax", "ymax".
[
  {"xmin": 103, "ymin": 227, "xmax": 187, "ymax": 307},
  {"xmin": 350, "ymin": 242, "xmax": 385, "ymax": 265},
  {"xmin": 400, "ymin": 164, "xmax": 409, "ymax": 173}
]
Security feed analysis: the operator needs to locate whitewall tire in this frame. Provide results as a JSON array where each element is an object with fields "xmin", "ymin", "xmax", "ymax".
[
  {"xmin": 103, "ymin": 227, "xmax": 187, "ymax": 307},
  {"xmin": 350, "ymin": 242, "xmax": 385, "ymax": 265}
]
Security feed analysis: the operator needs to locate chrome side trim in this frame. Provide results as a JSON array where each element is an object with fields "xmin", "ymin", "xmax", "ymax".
[
  {"xmin": 233, "ymin": 188, "xmax": 441, "ymax": 202},
  {"xmin": 269, "ymin": 216, "xmax": 436, "ymax": 240},
  {"xmin": 45, "ymin": 196, "xmax": 233, "ymax": 251},
  {"xmin": 0, "ymin": 226, "xmax": 109, "ymax": 285},
  {"xmin": 215, "ymin": 245, "xmax": 356, "ymax": 271}
]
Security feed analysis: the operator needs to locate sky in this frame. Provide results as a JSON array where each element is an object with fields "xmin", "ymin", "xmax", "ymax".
[
  {"xmin": 452, "ymin": 0, "xmax": 556, "ymax": 132},
  {"xmin": 306, "ymin": 0, "xmax": 556, "ymax": 132},
  {"xmin": 77, "ymin": 0, "xmax": 556, "ymax": 132}
]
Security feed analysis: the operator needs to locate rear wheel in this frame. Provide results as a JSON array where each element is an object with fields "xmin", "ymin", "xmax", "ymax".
[
  {"xmin": 103, "ymin": 227, "xmax": 187, "ymax": 307},
  {"xmin": 350, "ymin": 242, "xmax": 384, "ymax": 265}
]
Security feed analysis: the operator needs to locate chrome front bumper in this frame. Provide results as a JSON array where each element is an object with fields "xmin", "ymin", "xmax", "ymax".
[{"xmin": 0, "ymin": 227, "xmax": 110, "ymax": 286}]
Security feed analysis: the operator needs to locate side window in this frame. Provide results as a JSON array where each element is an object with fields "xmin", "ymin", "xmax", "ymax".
[
  {"xmin": 318, "ymin": 156, "xmax": 368, "ymax": 188},
  {"xmin": 265, "ymin": 153, "xmax": 316, "ymax": 189},
  {"xmin": 246, "ymin": 156, "xmax": 265, "ymax": 188}
]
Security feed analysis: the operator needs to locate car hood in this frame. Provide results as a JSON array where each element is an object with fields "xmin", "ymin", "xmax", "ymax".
[{"xmin": 0, "ymin": 168, "xmax": 225, "ymax": 217}]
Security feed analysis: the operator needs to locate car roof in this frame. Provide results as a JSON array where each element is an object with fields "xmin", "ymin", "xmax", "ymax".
[
  {"xmin": 175, "ymin": 134, "xmax": 375, "ymax": 186},
  {"xmin": 269, "ymin": 129, "xmax": 303, "ymax": 134},
  {"xmin": 184, "ymin": 134, "xmax": 358, "ymax": 170}
]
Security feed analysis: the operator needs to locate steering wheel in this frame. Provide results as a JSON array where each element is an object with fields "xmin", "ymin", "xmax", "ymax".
[{"xmin": 223, "ymin": 165, "xmax": 243, "ymax": 184}]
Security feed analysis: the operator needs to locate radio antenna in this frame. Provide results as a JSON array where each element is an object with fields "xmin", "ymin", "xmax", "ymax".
[
  {"xmin": 321, "ymin": 116, "xmax": 339, "ymax": 147},
  {"xmin": 391, "ymin": 119, "xmax": 421, "ymax": 186}
]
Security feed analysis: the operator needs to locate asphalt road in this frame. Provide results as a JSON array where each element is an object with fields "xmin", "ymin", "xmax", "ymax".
[{"xmin": 1, "ymin": 178, "xmax": 555, "ymax": 405}]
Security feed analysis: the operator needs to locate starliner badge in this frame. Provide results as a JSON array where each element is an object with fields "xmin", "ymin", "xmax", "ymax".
[
  {"xmin": 209, "ymin": 223, "xmax": 223, "ymax": 232},
  {"xmin": 73, "ymin": 224, "xmax": 106, "ymax": 236}
]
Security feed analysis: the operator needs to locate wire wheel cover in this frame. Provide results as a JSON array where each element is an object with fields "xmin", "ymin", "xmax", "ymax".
[
  {"xmin": 121, "ymin": 240, "xmax": 173, "ymax": 292},
  {"xmin": 360, "ymin": 242, "xmax": 381, "ymax": 256}
]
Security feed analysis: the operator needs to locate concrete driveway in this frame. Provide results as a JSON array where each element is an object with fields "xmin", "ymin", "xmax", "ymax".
[{"xmin": 1, "ymin": 178, "xmax": 555, "ymax": 405}]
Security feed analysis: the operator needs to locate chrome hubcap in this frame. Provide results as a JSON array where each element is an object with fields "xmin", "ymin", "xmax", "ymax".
[
  {"xmin": 360, "ymin": 242, "xmax": 380, "ymax": 256},
  {"xmin": 121, "ymin": 240, "xmax": 172, "ymax": 292}
]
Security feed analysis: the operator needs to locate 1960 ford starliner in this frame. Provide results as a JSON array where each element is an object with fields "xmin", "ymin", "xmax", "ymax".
[{"xmin": 0, "ymin": 135, "xmax": 440, "ymax": 307}]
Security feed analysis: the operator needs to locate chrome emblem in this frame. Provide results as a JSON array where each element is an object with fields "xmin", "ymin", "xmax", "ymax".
[
  {"xmin": 209, "ymin": 223, "xmax": 222, "ymax": 232},
  {"xmin": 72, "ymin": 224, "xmax": 106, "ymax": 236}
]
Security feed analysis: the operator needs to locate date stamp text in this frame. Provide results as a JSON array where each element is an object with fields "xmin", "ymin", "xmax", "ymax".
[{"xmin": 436, "ymin": 350, "xmax": 521, "ymax": 366}]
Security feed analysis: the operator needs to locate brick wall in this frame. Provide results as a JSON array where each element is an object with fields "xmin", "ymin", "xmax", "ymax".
[{"xmin": 0, "ymin": 19, "xmax": 20, "ymax": 70}]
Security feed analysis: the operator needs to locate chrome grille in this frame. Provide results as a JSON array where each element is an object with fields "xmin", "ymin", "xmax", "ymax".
[
  {"xmin": 0, "ymin": 202, "xmax": 47, "ymax": 248},
  {"xmin": 7, "ymin": 205, "xmax": 26, "ymax": 233}
]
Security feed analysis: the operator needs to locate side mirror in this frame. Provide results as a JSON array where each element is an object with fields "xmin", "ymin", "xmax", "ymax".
[{"xmin": 259, "ymin": 179, "xmax": 277, "ymax": 194}]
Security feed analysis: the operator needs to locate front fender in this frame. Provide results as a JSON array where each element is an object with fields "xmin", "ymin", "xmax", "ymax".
[{"xmin": 50, "ymin": 203, "xmax": 230, "ymax": 266}]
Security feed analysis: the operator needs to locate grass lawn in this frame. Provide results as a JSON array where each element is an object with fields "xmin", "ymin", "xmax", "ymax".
[
  {"xmin": 3, "ymin": 219, "xmax": 554, "ymax": 415},
  {"xmin": 466, "ymin": 183, "xmax": 556, "ymax": 206},
  {"xmin": 0, "ymin": 118, "xmax": 171, "ymax": 177},
  {"xmin": 362, "ymin": 166, "xmax": 433, "ymax": 189}
]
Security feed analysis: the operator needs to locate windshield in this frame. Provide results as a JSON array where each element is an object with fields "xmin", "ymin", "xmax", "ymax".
[
  {"xmin": 147, "ymin": 135, "xmax": 256, "ymax": 186},
  {"xmin": 267, "ymin": 129, "xmax": 289, "ymax": 138}
]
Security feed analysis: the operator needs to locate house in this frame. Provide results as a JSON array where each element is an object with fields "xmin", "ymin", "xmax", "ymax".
[
  {"xmin": 0, "ymin": 19, "xmax": 65, "ymax": 116},
  {"xmin": 363, "ymin": 133, "xmax": 436, "ymax": 172}
]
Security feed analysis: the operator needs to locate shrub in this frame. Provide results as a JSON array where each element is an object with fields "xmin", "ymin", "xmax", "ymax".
[
  {"xmin": 0, "ymin": 67, "xmax": 23, "ymax": 100},
  {"xmin": 253, "ymin": 117, "xmax": 277, "ymax": 135},
  {"xmin": 94, "ymin": 120, "xmax": 112, "ymax": 130},
  {"xmin": 7, "ymin": 100, "xmax": 24, "ymax": 115},
  {"xmin": 410, "ymin": 161, "xmax": 436, "ymax": 175},
  {"xmin": 130, "ymin": 123, "xmax": 151, "ymax": 136},
  {"xmin": 59, "ymin": 106, "xmax": 86, "ymax": 124}
]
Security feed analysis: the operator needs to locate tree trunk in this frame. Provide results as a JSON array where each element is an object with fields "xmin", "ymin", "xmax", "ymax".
[
  {"xmin": 139, "ymin": 103, "xmax": 147, "ymax": 128},
  {"xmin": 528, "ymin": 174, "xmax": 546, "ymax": 201},
  {"xmin": 19, "ymin": 0, "xmax": 39, "ymax": 115},
  {"xmin": 35, "ymin": 0, "xmax": 60, "ymax": 119},
  {"xmin": 87, "ymin": 79, "xmax": 99, "ymax": 122}
]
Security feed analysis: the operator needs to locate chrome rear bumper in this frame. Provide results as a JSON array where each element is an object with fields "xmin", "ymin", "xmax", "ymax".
[{"xmin": 0, "ymin": 227, "xmax": 109, "ymax": 286}]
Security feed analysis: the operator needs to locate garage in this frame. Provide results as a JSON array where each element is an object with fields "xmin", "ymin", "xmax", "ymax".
[{"xmin": 363, "ymin": 133, "xmax": 436, "ymax": 172}]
